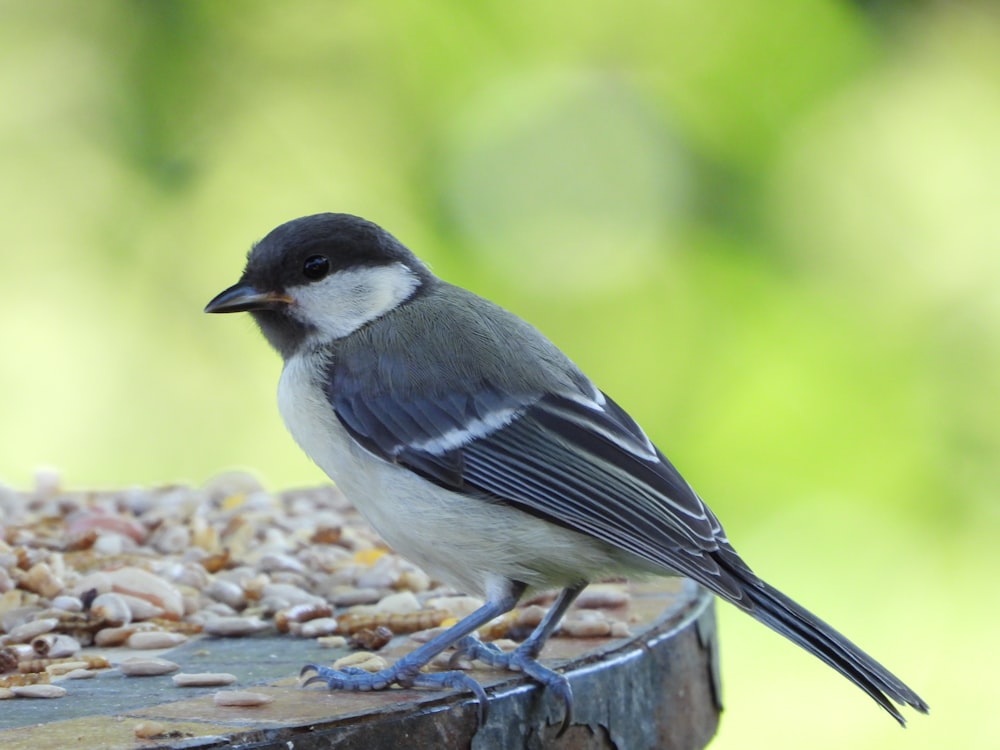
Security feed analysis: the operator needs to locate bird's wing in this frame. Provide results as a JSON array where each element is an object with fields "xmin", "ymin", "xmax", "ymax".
[
  {"xmin": 328, "ymin": 358, "xmax": 930, "ymax": 723},
  {"xmin": 329, "ymin": 374, "xmax": 751, "ymax": 599}
]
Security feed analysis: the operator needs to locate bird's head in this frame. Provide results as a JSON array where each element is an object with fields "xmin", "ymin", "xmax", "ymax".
[{"xmin": 205, "ymin": 213, "xmax": 432, "ymax": 358}]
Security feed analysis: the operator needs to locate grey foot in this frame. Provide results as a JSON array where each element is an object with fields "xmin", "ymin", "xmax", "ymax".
[{"xmin": 301, "ymin": 661, "xmax": 489, "ymax": 725}]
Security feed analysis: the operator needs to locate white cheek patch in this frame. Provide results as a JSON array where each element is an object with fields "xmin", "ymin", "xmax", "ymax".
[{"xmin": 290, "ymin": 263, "xmax": 421, "ymax": 340}]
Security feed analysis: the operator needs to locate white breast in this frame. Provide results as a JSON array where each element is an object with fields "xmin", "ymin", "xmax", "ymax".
[{"xmin": 276, "ymin": 349, "xmax": 650, "ymax": 598}]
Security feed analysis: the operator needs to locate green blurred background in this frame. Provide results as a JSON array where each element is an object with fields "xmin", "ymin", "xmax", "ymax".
[{"xmin": 1, "ymin": 0, "xmax": 996, "ymax": 746}]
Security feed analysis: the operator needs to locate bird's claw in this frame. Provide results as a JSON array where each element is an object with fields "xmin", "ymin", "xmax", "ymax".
[
  {"xmin": 408, "ymin": 670, "xmax": 490, "ymax": 726},
  {"xmin": 450, "ymin": 636, "xmax": 574, "ymax": 735},
  {"xmin": 300, "ymin": 649, "xmax": 568, "ymax": 733},
  {"xmin": 300, "ymin": 660, "xmax": 490, "ymax": 726},
  {"xmin": 451, "ymin": 634, "xmax": 506, "ymax": 666}
]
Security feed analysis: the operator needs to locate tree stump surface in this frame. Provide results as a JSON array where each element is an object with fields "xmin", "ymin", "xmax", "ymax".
[{"xmin": 0, "ymin": 579, "xmax": 720, "ymax": 750}]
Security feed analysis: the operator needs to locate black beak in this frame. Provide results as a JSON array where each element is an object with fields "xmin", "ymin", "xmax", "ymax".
[{"xmin": 204, "ymin": 283, "xmax": 293, "ymax": 314}]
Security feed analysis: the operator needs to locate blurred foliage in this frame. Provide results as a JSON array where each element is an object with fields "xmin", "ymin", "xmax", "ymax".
[{"xmin": 0, "ymin": 1, "xmax": 997, "ymax": 748}]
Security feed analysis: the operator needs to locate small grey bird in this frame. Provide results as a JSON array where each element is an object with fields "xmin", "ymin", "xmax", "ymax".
[{"xmin": 205, "ymin": 213, "xmax": 927, "ymax": 731}]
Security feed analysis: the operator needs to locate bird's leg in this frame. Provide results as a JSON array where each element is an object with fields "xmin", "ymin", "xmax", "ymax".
[
  {"xmin": 301, "ymin": 581, "xmax": 525, "ymax": 726},
  {"xmin": 453, "ymin": 582, "xmax": 587, "ymax": 734}
]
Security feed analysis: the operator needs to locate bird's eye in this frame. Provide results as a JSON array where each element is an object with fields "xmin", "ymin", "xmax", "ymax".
[{"xmin": 302, "ymin": 255, "xmax": 331, "ymax": 281}]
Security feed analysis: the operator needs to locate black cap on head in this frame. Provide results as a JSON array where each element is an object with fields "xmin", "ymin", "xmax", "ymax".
[{"xmin": 241, "ymin": 213, "xmax": 428, "ymax": 296}]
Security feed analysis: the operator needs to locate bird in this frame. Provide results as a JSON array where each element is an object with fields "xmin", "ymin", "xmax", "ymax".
[{"xmin": 205, "ymin": 212, "xmax": 928, "ymax": 732}]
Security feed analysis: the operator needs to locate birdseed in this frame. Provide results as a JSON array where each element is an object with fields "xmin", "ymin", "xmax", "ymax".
[
  {"xmin": 213, "ymin": 689, "xmax": 274, "ymax": 707},
  {"xmin": 172, "ymin": 671, "xmax": 238, "ymax": 687},
  {"xmin": 0, "ymin": 469, "xmax": 633, "ymax": 703}
]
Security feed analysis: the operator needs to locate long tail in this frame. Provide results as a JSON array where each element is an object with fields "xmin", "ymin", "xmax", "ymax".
[{"xmin": 719, "ymin": 554, "xmax": 929, "ymax": 725}]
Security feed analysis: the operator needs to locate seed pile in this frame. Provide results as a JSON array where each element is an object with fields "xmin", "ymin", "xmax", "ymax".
[{"xmin": 0, "ymin": 470, "xmax": 631, "ymax": 703}]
